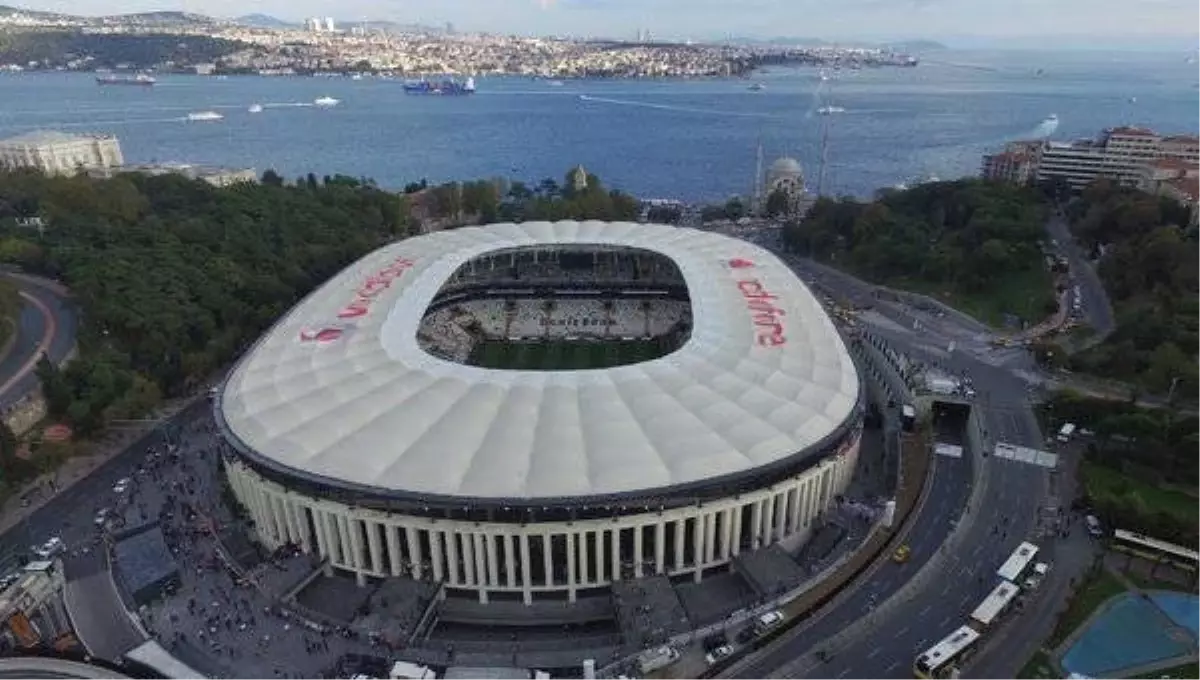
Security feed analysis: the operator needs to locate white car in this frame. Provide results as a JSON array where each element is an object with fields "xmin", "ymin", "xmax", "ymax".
[
  {"xmin": 705, "ymin": 644, "xmax": 734, "ymax": 665},
  {"xmin": 94, "ymin": 508, "xmax": 112, "ymax": 527},
  {"xmin": 113, "ymin": 478, "xmax": 131, "ymax": 494},
  {"xmin": 32, "ymin": 537, "xmax": 64, "ymax": 559}
]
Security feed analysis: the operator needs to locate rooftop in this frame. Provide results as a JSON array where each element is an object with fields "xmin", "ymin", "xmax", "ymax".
[{"xmin": 0, "ymin": 130, "xmax": 115, "ymax": 147}]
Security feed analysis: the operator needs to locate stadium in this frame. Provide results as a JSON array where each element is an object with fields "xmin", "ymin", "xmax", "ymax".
[{"xmin": 215, "ymin": 220, "xmax": 864, "ymax": 604}]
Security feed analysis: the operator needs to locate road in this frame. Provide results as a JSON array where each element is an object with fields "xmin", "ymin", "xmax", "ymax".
[
  {"xmin": 1044, "ymin": 214, "xmax": 1116, "ymax": 349},
  {"xmin": 710, "ymin": 224, "xmax": 1080, "ymax": 679},
  {"xmin": 0, "ymin": 274, "xmax": 78, "ymax": 410}
]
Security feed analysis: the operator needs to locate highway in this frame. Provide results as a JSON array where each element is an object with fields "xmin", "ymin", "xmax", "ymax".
[{"xmin": 0, "ymin": 274, "xmax": 78, "ymax": 410}]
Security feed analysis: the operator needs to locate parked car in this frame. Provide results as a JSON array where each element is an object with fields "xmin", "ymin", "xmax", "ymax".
[
  {"xmin": 705, "ymin": 644, "xmax": 734, "ymax": 666},
  {"xmin": 892, "ymin": 544, "xmax": 911, "ymax": 563}
]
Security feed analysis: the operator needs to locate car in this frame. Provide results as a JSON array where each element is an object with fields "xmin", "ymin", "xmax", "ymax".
[
  {"xmin": 94, "ymin": 508, "xmax": 112, "ymax": 527},
  {"xmin": 32, "ymin": 537, "xmax": 64, "ymax": 559},
  {"xmin": 754, "ymin": 610, "xmax": 784, "ymax": 634},
  {"xmin": 112, "ymin": 478, "xmax": 131, "ymax": 494},
  {"xmin": 705, "ymin": 645, "xmax": 734, "ymax": 666},
  {"xmin": 892, "ymin": 544, "xmax": 911, "ymax": 563}
]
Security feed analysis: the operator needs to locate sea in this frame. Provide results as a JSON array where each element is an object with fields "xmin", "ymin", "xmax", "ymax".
[{"xmin": 0, "ymin": 49, "xmax": 1197, "ymax": 201}]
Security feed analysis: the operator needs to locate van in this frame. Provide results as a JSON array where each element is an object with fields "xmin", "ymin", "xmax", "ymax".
[
  {"xmin": 1057, "ymin": 423, "xmax": 1076, "ymax": 443},
  {"xmin": 755, "ymin": 610, "xmax": 784, "ymax": 634},
  {"xmin": 636, "ymin": 646, "xmax": 680, "ymax": 674},
  {"xmin": 1085, "ymin": 515, "xmax": 1103, "ymax": 538}
]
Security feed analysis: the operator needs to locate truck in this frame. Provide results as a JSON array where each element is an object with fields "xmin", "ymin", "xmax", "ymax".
[{"xmin": 636, "ymin": 646, "xmax": 680, "ymax": 674}]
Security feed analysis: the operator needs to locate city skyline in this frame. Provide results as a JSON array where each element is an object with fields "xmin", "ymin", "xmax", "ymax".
[{"xmin": 10, "ymin": 0, "xmax": 1200, "ymax": 48}]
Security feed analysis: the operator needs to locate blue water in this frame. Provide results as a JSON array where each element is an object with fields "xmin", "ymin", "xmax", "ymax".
[
  {"xmin": 0, "ymin": 49, "xmax": 1196, "ymax": 200},
  {"xmin": 1061, "ymin": 592, "xmax": 1198, "ymax": 677}
]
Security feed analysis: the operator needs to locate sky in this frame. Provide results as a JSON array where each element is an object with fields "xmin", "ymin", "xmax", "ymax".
[{"xmin": 16, "ymin": 0, "xmax": 1200, "ymax": 47}]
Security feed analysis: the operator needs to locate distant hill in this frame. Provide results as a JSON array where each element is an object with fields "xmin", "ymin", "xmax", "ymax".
[{"xmin": 234, "ymin": 13, "xmax": 296, "ymax": 29}]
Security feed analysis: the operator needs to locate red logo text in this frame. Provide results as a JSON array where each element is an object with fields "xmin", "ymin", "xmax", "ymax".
[
  {"xmin": 737, "ymin": 279, "xmax": 787, "ymax": 347},
  {"xmin": 338, "ymin": 256, "xmax": 415, "ymax": 319},
  {"xmin": 728, "ymin": 258, "xmax": 756, "ymax": 269},
  {"xmin": 299, "ymin": 327, "xmax": 348, "ymax": 344}
]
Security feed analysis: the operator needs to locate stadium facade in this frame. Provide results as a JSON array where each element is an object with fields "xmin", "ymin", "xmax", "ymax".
[{"xmin": 216, "ymin": 221, "xmax": 864, "ymax": 603}]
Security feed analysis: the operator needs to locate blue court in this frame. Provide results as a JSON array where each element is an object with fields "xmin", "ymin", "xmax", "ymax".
[{"xmin": 1061, "ymin": 591, "xmax": 1199, "ymax": 678}]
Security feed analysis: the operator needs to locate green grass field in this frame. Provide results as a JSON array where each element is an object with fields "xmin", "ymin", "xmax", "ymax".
[
  {"xmin": 1080, "ymin": 460, "xmax": 1200, "ymax": 529},
  {"xmin": 470, "ymin": 339, "xmax": 668, "ymax": 370}
]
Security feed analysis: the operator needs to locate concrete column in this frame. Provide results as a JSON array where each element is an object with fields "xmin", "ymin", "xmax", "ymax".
[
  {"xmin": 542, "ymin": 534, "xmax": 554, "ymax": 588},
  {"xmin": 520, "ymin": 533, "xmax": 533, "ymax": 605},
  {"xmin": 348, "ymin": 517, "xmax": 367, "ymax": 586},
  {"xmin": 610, "ymin": 529, "xmax": 620, "ymax": 581},
  {"xmin": 485, "ymin": 534, "xmax": 499, "ymax": 586},
  {"xmin": 277, "ymin": 498, "xmax": 295, "ymax": 543},
  {"xmin": 462, "ymin": 532, "xmax": 477, "ymax": 586},
  {"xmin": 367, "ymin": 521, "xmax": 383, "ymax": 575},
  {"xmin": 387, "ymin": 525, "xmax": 402, "ymax": 576},
  {"xmin": 720, "ymin": 508, "xmax": 734, "ymax": 559},
  {"xmin": 673, "ymin": 519, "xmax": 685, "ymax": 571},
  {"xmin": 445, "ymin": 531, "xmax": 460, "ymax": 585},
  {"xmin": 578, "ymin": 531, "xmax": 590, "ymax": 585},
  {"xmin": 429, "ymin": 530, "xmax": 445, "ymax": 582},
  {"xmin": 566, "ymin": 532, "xmax": 577, "ymax": 603},
  {"xmin": 313, "ymin": 509, "xmax": 328, "ymax": 557},
  {"xmin": 505, "ymin": 535, "xmax": 518, "ymax": 589},
  {"xmin": 692, "ymin": 516, "xmax": 704, "ymax": 582},
  {"xmin": 731, "ymin": 504, "xmax": 743, "ymax": 555},
  {"xmin": 294, "ymin": 504, "xmax": 312, "ymax": 552},
  {"xmin": 704, "ymin": 512, "xmax": 716, "ymax": 563},
  {"xmin": 762, "ymin": 494, "xmax": 776, "ymax": 545},
  {"xmin": 593, "ymin": 530, "xmax": 604, "ymax": 584},
  {"xmin": 474, "ymin": 533, "xmax": 490, "ymax": 604},
  {"xmin": 634, "ymin": 525, "xmax": 644, "ymax": 577},
  {"xmin": 655, "ymin": 522, "xmax": 666, "ymax": 574},
  {"xmin": 789, "ymin": 486, "xmax": 803, "ymax": 535},
  {"xmin": 324, "ymin": 512, "xmax": 340, "ymax": 566},
  {"xmin": 805, "ymin": 478, "xmax": 817, "ymax": 527},
  {"xmin": 774, "ymin": 492, "xmax": 788, "ymax": 541},
  {"xmin": 335, "ymin": 514, "xmax": 352, "ymax": 566},
  {"xmin": 407, "ymin": 527, "xmax": 424, "ymax": 580},
  {"xmin": 750, "ymin": 500, "xmax": 764, "ymax": 548}
]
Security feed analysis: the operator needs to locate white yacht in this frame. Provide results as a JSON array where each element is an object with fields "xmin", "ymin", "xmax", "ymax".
[
  {"xmin": 817, "ymin": 106, "xmax": 846, "ymax": 114},
  {"xmin": 314, "ymin": 96, "xmax": 340, "ymax": 107},
  {"xmin": 248, "ymin": 104, "xmax": 264, "ymax": 113},
  {"xmin": 186, "ymin": 111, "xmax": 224, "ymax": 121}
]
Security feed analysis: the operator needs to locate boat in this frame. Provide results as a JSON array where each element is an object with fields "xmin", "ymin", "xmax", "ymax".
[
  {"xmin": 248, "ymin": 104, "xmax": 264, "ymax": 113},
  {"xmin": 402, "ymin": 76, "xmax": 476, "ymax": 95},
  {"xmin": 1042, "ymin": 113, "xmax": 1059, "ymax": 125},
  {"xmin": 186, "ymin": 111, "xmax": 223, "ymax": 121},
  {"xmin": 547, "ymin": 80, "xmax": 565, "ymax": 87},
  {"xmin": 748, "ymin": 82, "xmax": 766, "ymax": 91},
  {"xmin": 817, "ymin": 106, "xmax": 846, "ymax": 114},
  {"xmin": 1128, "ymin": 96, "xmax": 1137, "ymax": 104},
  {"xmin": 313, "ymin": 96, "xmax": 340, "ymax": 107},
  {"xmin": 96, "ymin": 73, "xmax": 156, "ymax": 86}
]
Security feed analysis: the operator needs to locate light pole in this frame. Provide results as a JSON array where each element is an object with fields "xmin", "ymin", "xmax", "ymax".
[{"xmin": 1167, "ymin": 376, "xmax": 1182, "ymax": 404}]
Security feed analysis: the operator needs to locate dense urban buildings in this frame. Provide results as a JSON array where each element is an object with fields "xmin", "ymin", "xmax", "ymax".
[
  {"xmin": 0, "ymin": 130, "xmax": 123, "ymax": 176},
  {"xmin": 216, "ymin": 222, "xmax": 864, "ymax": 604}
]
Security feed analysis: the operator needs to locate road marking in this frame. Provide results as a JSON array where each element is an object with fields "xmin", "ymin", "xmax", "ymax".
[
  {"xmin": 941, "ymin": 616, "xmax": 952, "ymax": 627},
  {"xmin": 837, "ymin": 670, "xmax": 851, "ymax": 678},
  {"xmin": 868, "ymin": 648, "xmax": 881, "ymax": 659},
  {"xmin": 919, "ymin": 604, "xmax": 931, "ymax": 616},
  {"xmin": 0, "ymin": 290, "xmax": 56, "ymax": 397},
  {"xmin": 896, "ymin": 626, "xmax": 909, "ymax": 637}
]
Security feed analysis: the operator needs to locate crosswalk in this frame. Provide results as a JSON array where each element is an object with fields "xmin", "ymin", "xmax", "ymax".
[{"xmin": 992, "ymin": 442, "xmax": 1058, "ymax": 468}]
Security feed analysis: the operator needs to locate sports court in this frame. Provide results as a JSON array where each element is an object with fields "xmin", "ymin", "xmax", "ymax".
[{"xmin": 1059, "ymin": 591, "xmax": 1199, "ymax": 678}]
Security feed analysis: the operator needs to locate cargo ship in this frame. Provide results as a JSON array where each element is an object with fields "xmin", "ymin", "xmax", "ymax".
[
  {"xmin": 96, "ymin": 73, "xmax": 156, "ymax": 86},
  {"xmin": 403, "ymin": 76, "xmax": 475, "ymax": 95}
]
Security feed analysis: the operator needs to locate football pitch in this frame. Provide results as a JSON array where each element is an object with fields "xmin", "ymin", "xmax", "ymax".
[{"xmin": 469, "ymin": 339, "xmax": 668, "ymax": 370}]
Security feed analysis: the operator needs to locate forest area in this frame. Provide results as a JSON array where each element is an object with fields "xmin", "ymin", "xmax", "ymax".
[{"xmin": 783, "ymin": 179, "xmax": 1056, "ymax": 327}]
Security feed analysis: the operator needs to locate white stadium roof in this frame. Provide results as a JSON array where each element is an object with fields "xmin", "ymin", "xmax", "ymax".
[{"xmin": 219, "ymin": 221, "xmax": 860, "ymax": 501}]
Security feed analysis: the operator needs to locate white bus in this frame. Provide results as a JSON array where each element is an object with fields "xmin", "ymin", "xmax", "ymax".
[
  {"xmin": 996, "ymin": 542, "xmax": 1039, "ymax": 583},
  {"xmin": 1112, "ymin": 529, "xmax": 1200, "ymax": 571},
  {"xmin": 969, "ymin": 580, "xmax": 1021, "ymax": 629},
  {"xmin": 913, "ymin": 626, "xmax": 981, "ymax": 679}
]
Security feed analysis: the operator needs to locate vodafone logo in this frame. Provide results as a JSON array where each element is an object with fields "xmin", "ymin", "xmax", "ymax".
[
  {"xmin": 728, "ymin": 258, "xmax": 756, "ymax": 269},
  {"xmin": 725, "ymin": 256, "xmax": 786, "ymax": 347},
  {"xmin": 298, "ymin": 326, "xmax": 351, "ymax": 344}
]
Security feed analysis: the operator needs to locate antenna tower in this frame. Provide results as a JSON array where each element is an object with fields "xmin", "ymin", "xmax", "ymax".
[{"xmin": 754, "ymin": 138, "xmax": 764, "ymax": 211}]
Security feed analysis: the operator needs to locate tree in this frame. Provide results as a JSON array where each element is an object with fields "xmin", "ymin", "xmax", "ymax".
[
  {"xmin": 765, "ymin": 188, "xmax": 790, "ymax": 218},
  {"xmin": 724, "ymin": 198, "xmax": 747, "ymax": 220}
]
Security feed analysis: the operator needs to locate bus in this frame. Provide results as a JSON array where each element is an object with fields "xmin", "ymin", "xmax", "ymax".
[
  {"xmin": 1112, "ymin": 529, "xmax": 1200, "ymax": 572},
  {"xmin": 969, "ymin": 580, "xmax": 1021, "ymax": 630},
  {"xmin": 913, "ymin": 626, "xmax": 981, "ymax": 679},
  {"xmin": 996, "ymin": 542, "xmax": 1039, "ymax": 583}
]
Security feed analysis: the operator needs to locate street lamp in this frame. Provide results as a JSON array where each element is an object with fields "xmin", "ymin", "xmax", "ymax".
[{"xmin": 1167, "ymin": 376, "xmax": 1182, "ymax": 404}]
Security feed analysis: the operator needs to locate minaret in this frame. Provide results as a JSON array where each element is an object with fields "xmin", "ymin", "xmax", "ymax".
[{"xmin": 817, "ymin": 105, "xmax": 831, "ymax": 197}]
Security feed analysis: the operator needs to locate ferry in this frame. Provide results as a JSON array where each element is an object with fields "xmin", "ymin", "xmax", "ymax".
[
  {"xmin": 187, "ymin": 111, "xmax": 223, "ymax": 121},
  {"xmin": 313, "ymin": 96, "xmax": 340, "ymax": 107},
  {"xmin": 248, "ymin": 104, "xmax": 264, "ymax": 113},
  {"xmin": 96, "ymin": 73, "xmax": 156, "ymax": 86},
  {"xmin": 403, "ymin": 76, "xmax": 476, "ymax": 96},
  {"xmin": 817, "ymin": 106, "xmax": 846, "ymax": 114}
]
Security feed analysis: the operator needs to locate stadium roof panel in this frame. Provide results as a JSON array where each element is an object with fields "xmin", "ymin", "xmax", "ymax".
[{"xmin": 219, "ymin": 221, "xmax": 860, "ymax": 501}]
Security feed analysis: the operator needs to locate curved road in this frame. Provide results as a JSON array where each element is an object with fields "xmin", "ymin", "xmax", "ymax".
[{"xmin": 0, "ymin": 274, "xmax": 77, "ymax": 411}]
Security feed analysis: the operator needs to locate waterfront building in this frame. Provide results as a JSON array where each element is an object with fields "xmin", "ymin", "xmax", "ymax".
[
  {"xmin": 1139, "ymin": 158, "xmax": 1200, "ymax": 226},
  {"xmin": 0, "ymin": 562, "xmax": 72, "ymax": 652},
  {"xmin": 981, "ymin": 141, "xmax": 1040, "ymax": 185},
  {"xmin": 0, "ymin": 130, "xmax": 123, "ymax": 176},
  {"xmin": 1035, "ymin": 127, "xmax": 1200, "ymax": 191}
]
